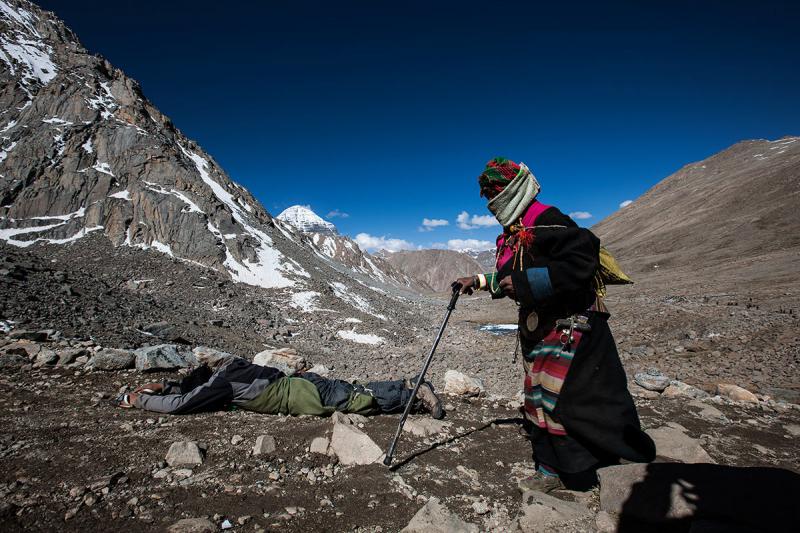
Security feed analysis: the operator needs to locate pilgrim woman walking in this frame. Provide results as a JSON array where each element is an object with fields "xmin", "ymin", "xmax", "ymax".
[{"xmin": 455, "ymin": 157, "xmax": 655, "ymax": 491}]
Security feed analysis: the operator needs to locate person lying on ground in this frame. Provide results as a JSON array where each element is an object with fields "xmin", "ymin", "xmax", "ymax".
[{"xmin": 113, "ymin": 351, "xmax": 444, "ymax": 419}]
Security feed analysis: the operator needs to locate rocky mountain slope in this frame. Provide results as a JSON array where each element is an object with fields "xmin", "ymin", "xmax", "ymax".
[
  {"xmin": 0, "ymin": 0, "xmax": 422, "ymax": 340},
  {"xmin": 382, "ymin": 249, "xmax": 485, "ymax": 292},
  {"xmin": 276, "ymin": 205, "xmax": 422, "ymax": 290},
  {"xmin": 592, "ymin": 136, "xmax": 800, "ymax": 294},
  {"xmin": 589, "ymin": 136, "xmax": 800, "ymax": 403}
]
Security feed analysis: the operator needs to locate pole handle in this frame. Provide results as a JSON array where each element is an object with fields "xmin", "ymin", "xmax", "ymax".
[{"xmin": 448, "ymin": 282, "xmax": 462, "ymax": 310}]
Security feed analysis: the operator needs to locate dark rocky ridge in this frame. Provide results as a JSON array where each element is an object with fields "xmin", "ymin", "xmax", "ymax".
[{"xmin": 0, "ymin": 0, "xmax": 411, "ymax": 299}]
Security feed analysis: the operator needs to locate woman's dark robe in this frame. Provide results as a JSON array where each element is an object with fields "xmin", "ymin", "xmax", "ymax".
[{"xmin": 495, "ymin": 203, "xmax": 655, "ymax": 473}]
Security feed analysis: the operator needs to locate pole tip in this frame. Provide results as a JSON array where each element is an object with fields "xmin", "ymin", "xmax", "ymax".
[{"xmin": 382, "ymin": 456, "xmax": 393, "ymax": 466}]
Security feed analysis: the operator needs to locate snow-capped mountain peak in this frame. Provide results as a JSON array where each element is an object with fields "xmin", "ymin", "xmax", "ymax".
[{"xmin": 276, "ymin": 205, "xmax": 337, "ymax": 235}]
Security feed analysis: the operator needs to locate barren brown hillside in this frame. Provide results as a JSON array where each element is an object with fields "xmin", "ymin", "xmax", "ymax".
[{"xmin": 593, "ymin": 137, "xmax": 799, "ymax": 294}]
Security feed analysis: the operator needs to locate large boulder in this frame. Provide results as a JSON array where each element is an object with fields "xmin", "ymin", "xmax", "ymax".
[
  {"xmin": 86, "ymin": 348, "xmax": 135, "ymax": 371},
  {"xmin": 329, "ymin": 421, "xmax": 382, "ymax": 465},
  {"xmin": 135, "ymin": 344, "xmax": 195, "ymax": 372},
  {"xmin": 252, "ymin": 347, "xmax": 305, "ymax": 375},
  {"xmin": 443, "ymin": 370, "xmax": 484, "ymax": 397},
  {"xmin": 646, "ymin": 426, "xmax": 715, "ymax": 463},
  {"xmin": 517, "ymin": 490, "xmax": 592, "ymax": 531},
  {"xmin": 401, "ymin": 497, "xmax": 478, "ymax": 533}
]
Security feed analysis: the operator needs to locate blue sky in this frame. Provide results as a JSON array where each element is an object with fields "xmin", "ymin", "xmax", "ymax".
[{"xmin": 39, "ymin": 0, "xmax": 800, "ymax": 251}]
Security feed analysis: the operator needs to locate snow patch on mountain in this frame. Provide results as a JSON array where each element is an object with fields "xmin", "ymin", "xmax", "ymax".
[
  {"xmin": 337, "ymin": 329, "xmax": 385, "ymax": 345},
  {"xmin": 290, "ymin": 291, "xmax": 320, "ymax": 312},
  {"xmin": 277, "ymin": 205, "xmax": 337, "ymax": 235},
  {"xmin": 330, "ymin": 282, "xmax": 386, "ymax": 320},
  {"xmin": 0, "ymin": 1, "xmax": 57, "ymax": 88}
]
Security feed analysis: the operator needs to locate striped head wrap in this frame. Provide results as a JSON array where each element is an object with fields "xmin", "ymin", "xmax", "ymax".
[{"xmin": 478, "ymin": 157, "xmax": 522, "ymax": 198}]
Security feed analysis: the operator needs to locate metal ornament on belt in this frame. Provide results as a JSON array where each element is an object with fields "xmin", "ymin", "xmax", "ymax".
[{"xmin": 525, "ymin": 311, "xmax": 539, "ymax": 332}]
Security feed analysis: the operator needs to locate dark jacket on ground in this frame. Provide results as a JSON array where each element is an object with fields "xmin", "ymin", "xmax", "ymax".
[{"xmin": 135, "ymin": 356, "xmax": 284, "ymax": 414}]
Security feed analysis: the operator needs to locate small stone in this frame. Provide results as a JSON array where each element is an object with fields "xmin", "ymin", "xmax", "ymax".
[
  {"xmin": 165, "ymin": 441, "xmax": 204, "ymax": 466},
  {"xmin": 252, "ymin": 347, "xmax": 305, "ymax": 376},
  {"xmin": 231, "ymin": 435, "xmax": 244, "ymax": 445},
  {"xmin": 57, "ymin": 348, "xmax": 87, "ymax": 366},
  {"xmin": 253, "ymin": 435, "xmax": 277, "ymax": 456},
  {"xmin": 309, "ymin": 437, "xmax": 330, "ymax": 455},
  {"xmin": 634, "ymin": 369, "xmax": 670, "ymax": 392},
  {"xmin": 173, "ymin": 469, "xmax": 193, "ymax": 479},
  {"xmin": 401, "ymin": 497, "xmax": 479, "ymax": 532},
  {"xmin": 329, "ymin": 422, "xmax": 383, "ymax": 465},
  {"xmin": 471, "ymin": 501, "xmax": 490, "ymax": 515},
  {"xmin": 663, "ymin": 380, "xmax": 710, "ymax": 400},
  {"xmin": 307, "ymin": 364, "xmax": 330, "ymax": 376},
  {"xmin": 168, "ymin": 518, "xmax": 217, "ymax": 533},
  {"xmin": 86, "ymin": 348, "xmax": 135, "ymax": 371},
  {"xmin": 33, "ymin": 349, "xmax": 58, "ymax": 367},
  {"xmin": 716, "ymin": 383, "xmax": 759, "ymax": 404},
  {"xmin": 783, "ymin": 424, "xmax": 800, "ymax": 437},
  {"xmin": 443, "ymin": 370, "xmax": 485, "ymax": 397},
  {"xmin": 221, "ymin": 519, "xmax": 233, "ymax": 530},
  {"xmin": 403, "ymin": 418, "xmax": 451, "ymax": 438},
  {"xmin": 192, "ymin": 346, "xmax": 233, "ymax": 366}
]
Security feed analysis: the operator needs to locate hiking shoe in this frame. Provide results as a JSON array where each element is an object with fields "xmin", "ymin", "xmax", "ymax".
[
  {"xmin": 413, "ymin": 381, "xmax": 444, "ymax": 420},
  {"xmin": 517, "ymin": 473, "xmax": 564, "ymax": 493}
]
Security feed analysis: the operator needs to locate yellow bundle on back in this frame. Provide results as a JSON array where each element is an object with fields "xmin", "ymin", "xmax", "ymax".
[{"xmin": 594, "ymin": 246, "xmax": 633, "ymax": 297}]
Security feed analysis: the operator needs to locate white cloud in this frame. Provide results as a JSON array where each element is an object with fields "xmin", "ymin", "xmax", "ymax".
[
  {"xmin": 419, "ymin": 218, "xmax": 449, "ymax": 231},
  {"xmin": 569, "ymin": 211, "xmax": 593, "ymax": 220},
  {"xmin": 456, "ymin": 211, "xmax": 499, "ymax": 230},
  {"xmin": 447, "ymin": 239, "xmax": 494, "ymax": 251},
  {"xmin": 326, "ymin": 209, "xmax": 350, "ymax": 219},
  {"xmin": 354, "ymin": 233, "xmax": 416, "ymax": 253},
  {"xmin": 619, "ymin": 200, "xmax": 633, "ymax": 208}
]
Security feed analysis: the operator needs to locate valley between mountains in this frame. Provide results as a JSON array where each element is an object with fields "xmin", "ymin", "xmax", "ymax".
[{"xmin": 1, "ymin": 1, "xmax": 798, "ymax": 532}]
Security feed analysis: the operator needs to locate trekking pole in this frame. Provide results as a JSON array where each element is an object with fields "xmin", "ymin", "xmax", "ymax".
[{"xmin": 383, "ymin": 283, "xmax": 462, "ymax": 467}]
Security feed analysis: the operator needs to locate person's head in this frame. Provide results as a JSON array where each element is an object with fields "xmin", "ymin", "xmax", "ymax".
[{"xmin": 478, "ymin": 157, "xmax": 522, "ymax": 200}]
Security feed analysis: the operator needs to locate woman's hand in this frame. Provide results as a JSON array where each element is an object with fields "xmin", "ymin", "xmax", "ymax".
[
  {"xmin": 133, "ymin": 383, "xmax": 163, "ymax": 394},
  {"xmin": 499, "ymin": 276, "xmax": 516, "ymax": 299},
  {"xmin": 453, "ymin": 276, "xmax": 477, "ymax": 295}
]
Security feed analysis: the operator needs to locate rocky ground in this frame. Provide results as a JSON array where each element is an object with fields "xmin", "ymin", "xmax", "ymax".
[{"xmin": 2, "ymin": 240, "xmax": 800, "ymax": 531}]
